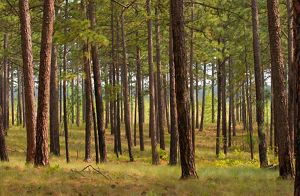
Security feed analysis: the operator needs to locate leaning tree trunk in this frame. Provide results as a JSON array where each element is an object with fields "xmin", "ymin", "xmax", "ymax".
[
  {"xmin": 34, "ymin": 0, "xmax": 55, "ymax": 166},
  {"xmin": 171, "ymin": 0, "xmax": 197, "ymax": 178},
  {"xmin": 251, "ymin": 0, "xmax": 268, "ymax": 167},
  {"xmin": 19, "ymin": 0, "xmax": 36, "ymax": 163},
  {"xmin": 267, "ymin": 0, "xmax": 294, "ymax": 178}
]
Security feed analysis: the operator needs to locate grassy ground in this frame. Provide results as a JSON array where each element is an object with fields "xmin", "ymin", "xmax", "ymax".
[{"xmin": 0, "ymin": 124, "xmax": 293, "ymax": 195}]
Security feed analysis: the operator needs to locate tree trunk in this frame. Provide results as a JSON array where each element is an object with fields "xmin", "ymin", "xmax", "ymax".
[
  {"xmin": 88, "ymin": 0, "xmax": 107, "ymax": 163},
  {"xmin": 155, "ymin": 5, "xmax": 165, "ymax": 150},
  {"xmin": 0, "ymin": 106, "xmax": 8, "ymax": 161},
  {"xmin": 228, "ymin": 59, "xmax": 232, "ymax": 147},
  {"xmin": 222, "ymin": 58, "xmax": 227, "ymax": 155},
  {"xmin": 245, "ymin": 59, "xmax": 254, "ymax": 160},
  {"xmin": 34, "ymin": 0, "xmax": 55, "ymax": 166},
  {"xmin": 10, "ymin": 65, "xmax": 14, "ymax": 126},
  {"xmin": 71, "ymin": 76, "xmax": 75, "ymax": 125},
  {"xmin": 293, "ymin": 1, "xmax": 300, "ymax": 193},
  {"xmin": 136, "ymin": 45, "xmax": 144, "ymax": 151},
  {"xmin": 19, "ymin": 0, "xmax": 36, "ymax": 163},
  {"xmin": 195, "ymin": 63, "xmax": 199, "ymax": 129},
  {"xmin": 251, "ymin": 0, "xmax": 268, "ymax": 167},
  {"xmin": 50, "ymin": 45, "xmax": 60, "ymax": 156},
  {"xmin": 216, "ymin": 59, "xmax": 222, "ymax": 157},
  {"xmin": 267, "ymin": 0, "xmax": 294, "ymax": 178},
  {"xmin": 287, "ymin": 0, "xmax": 295, "ymax": 156},
  {"xmin": 171, "ymin": 0, "xmax": 197, "ymax": 178},
  {"xmin": 147, "ymin": 0, "xmax": 159, "ymax": 165},
  {"xmin": 3, "ymin": 34, "xmax": 8, "ymax": 131},
  {"xmin": 169, "ymin": 15, "xmax": 178, "ymax": 165},
  {"xmin": 116, "ymin": 18, "xmax": 122, "ymax": 155},
  {"xmin": 76, "ymin": 68, "xmax": 80, "ymax": 127},
  {"xmin": 189, "ymin": 1, "xmax": 195, "ymax": 149},
  {"xmin": 212, "ymin": 63, "xmax": 215, "ymax": 123},
  {"xmin": 17, "ymin": 69, "xmax": 22, "ymax": 125},
  {"xmin": 83, "ymin": 43, "xmax": 92, "ymax": 162},
  {"xmin": 63, "ymin": 0, "xmax": 70, "ymax": 163},
  {"xmin": 200, "ymin": 63, "xmax": 206, "ymax": 132},
  {"xmin": 120, "ymin": 12, "xmax": 133, "ymax": 162}
]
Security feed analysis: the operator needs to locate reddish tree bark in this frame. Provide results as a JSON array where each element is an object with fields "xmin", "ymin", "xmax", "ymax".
[
  {"xmin": 35, "ymin": 0, "xmax": 55, "ymax": 166},
  {"xmin": 171, "ymin": 0, "xmax": 197, "ymax": 178},
  {"xmin": 19, "ymin": 0, "xmax": 37, "ymax": 163},
  {"xmin": 267, "ymin": 0, "xmax": 294, "ymax": 178}
]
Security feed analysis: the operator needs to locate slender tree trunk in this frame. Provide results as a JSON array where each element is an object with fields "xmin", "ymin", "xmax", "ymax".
[
  {"xmin": 155, "ymin": 4, "xmax": 165, "ymax": 150},
  {"xmin": 251, "ymin": 0, "xmax": 268, "ymax": 167},
  {"xmin": 17, "ymin": 69, "xmax": 22, "ymax": 125},
  {"xmin": 83, "ymin": 43, "xmax": 92, "ymax": 162},
  {"xmin": 116, "ymin": 18, "xmax": 122, "ymax": 155},
  {"xmin": 88, "ymin": 0, "xmax": 107, "ymax": 162},
  {"xmin": 270, "ymin": 84, "xmax": 274, "ymax": 150},
  {"xmin": 147, "ymin": 0, "xmax": 159, "ymax": 165},
  {"xmin": 216, "ymin": 60, "xmax": 222, "ymax": 157},
  {"xmin": 136, "ymin": 45, "xmax": 144, "ymax": 151},
  {"xmin": 222, "ymin": 58, "xmax": 227, "ymax": 155},
  {"xmin": 212, "ymin": 63, "xmax": 215, "ymax": 123},
  {"xmin": 228, "ymin": 59, "xmax": 232, "ymax": 147},
  {"xmin": 245, "ymin": 58, "xmax": 254, "ymax": 160},
  {"xmin": 169, "ymin": 15, "xmax": 178, "ymax": 165},
  {"xmin": 0, "ymin": 106, "xmax": 8, "ymax": 161},
  {"xmin": 195, "ymin": 63, "xmax": 199, "ymax": 129},
  {"xmin": 120, "ymin": 12, "xmax": 133, "ymax": 161},
  {"xmin": 3, "ymin": 34, "xmax": 8, "ymax": 131},
  {"xmin": 171, "ymin": 0, "xmax": 197, "ymax": 178},
  {"xmin": 110, "ymin": 1, "xmax": 116, "ymax": 153},
  {"xmin": 34, "ymin": 0, "xmax": 55, "ymax": 166},
  {"xmin": 62, "ymin": 0, "xmax": 70, "ymax": 163},
  {"xmin": 71, "ymin": 76, "xmax": 75, "ymax": 125},
  {"xmin": 267, "ymin": 0, "xmax": 294, "ymax": 178},
  {"xmin": 76, "ymin": 68, "xmax": 80, "ymax": 127},
  {"xmin": 10, "ymin": 65, "xmax": 14, "ymax": 126},
  {"xmin": 50, "ymin": 45, "xmax": 60, "ymax": 156},
  {"xmin": 200, "ymin": 63, "xmax": 206, "ymax": 132},
  {"xmin": 82, "ymin": 78, "xmax": 86, "ymax": 124},
  {"xmin": 189, "ymin": 0, "xmax": 195, "ymax": 149}
]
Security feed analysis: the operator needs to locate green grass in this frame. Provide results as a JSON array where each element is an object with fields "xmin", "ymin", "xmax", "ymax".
[{"xmin": 0, "ymin": 124, "xmax": 293, "ymax": 195}]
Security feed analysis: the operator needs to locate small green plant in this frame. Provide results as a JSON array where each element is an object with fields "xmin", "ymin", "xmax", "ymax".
[
  {"xmin": 159, "ymin": 149, "xmax": 168, "ymax": 161},
  {"xmin": 46, "ymin": 164, "xmax": 60, "ymax": 175}
]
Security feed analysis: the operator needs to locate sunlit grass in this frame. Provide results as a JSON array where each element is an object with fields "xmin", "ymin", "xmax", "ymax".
[{"xmin": 0, "ymin": 123, "xmax": 293, "ymax": 195}]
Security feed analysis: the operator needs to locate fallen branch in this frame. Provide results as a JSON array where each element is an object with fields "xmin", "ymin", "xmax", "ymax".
[{"xmin": 71, "ymin": 165, "xmax": 112, "ymax": 180}]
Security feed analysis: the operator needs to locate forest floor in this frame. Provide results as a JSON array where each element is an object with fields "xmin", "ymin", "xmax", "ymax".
[{"xmin": 0, "ymin": 124, "xmax": 293, "ymax": 195}]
